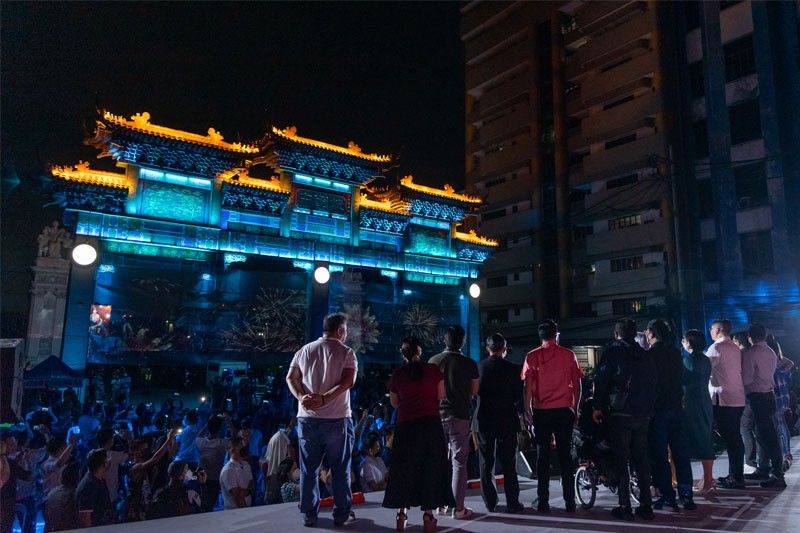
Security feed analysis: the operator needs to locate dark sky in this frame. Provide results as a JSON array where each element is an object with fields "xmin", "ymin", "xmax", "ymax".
[
  {"xmin": 0, "ymin": 1, "xmax": 464, "ymax": 325},
  {"xmin": 1, "ymin": 1, "xmax": 465, "ymax": 186}
]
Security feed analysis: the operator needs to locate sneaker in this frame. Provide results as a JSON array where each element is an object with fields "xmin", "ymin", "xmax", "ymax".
[
  {"xmin": 303, "ymin": 516, "xmax": 317, "ymax": 527},
  {"xmin": 565, "ymin": 501, "xmax": 577, "ymax": 513},
  {"xmin": 653, "ymin": 497, "xmax": 678, "ymax": 511},
  {"xmin": 453, "ymin": 507, "xmax": 474, "ymax": 520},
  {"xmin": 743, "ymin": 463, "xmax": 757, "ymax": 474},
  {"xmin": 635, "ymin": 505, "xmax": 655, "ymax": 520},
  {"xmin": 682, "ymin": 499, "xmax": 697, "ymax": 511},
  {"xmin": 744, "ymin": 470, "xmax": 770, "ymax": 481},
  {"xmin": 717, "ymin": 477, "xmax": 746, "ymax": 489},
  {"xmin": 334, "ymin": 512, "xmax": 357, "ymax": 527},
  {"xmin": 506, "ymin": 503, "xmax": 525, "ymax": 514},
  {"xmin": 486, "ymin": 505, "xmax": 496, "ymax": 513},
  {"xmin": 536, "ymin": 501, "xmax": 550, "ymax": 513},
  {"xmin": 611, "ymin": 506, "xmax": 634, "ymax": 521},
  {"xmin": 760, "ymin": 477, "xmax": 787, "ymax": 489}
]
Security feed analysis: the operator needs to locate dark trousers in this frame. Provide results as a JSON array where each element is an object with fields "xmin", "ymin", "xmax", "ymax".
[
  {"xmin": 714, "ymin": 405, "xmax": 745, "ymax": 481},
  {"xmin": 532, "ymin": 408, "xmax": 575, "ymax": 504},
  {"xmin": 748, "ymin": 392, "xmax": 784, "ymax": 479},
  {"xmin": 201, "ymin": 480, "xmax": 221, "ymax": 512},
  {"xmin": 477, "ymin": 431, "xmax": 520, "ymax": 510},
  {"xmin": 649, "ymin": 409, "xmax": 693, "ymax": 502},
  {"xmin": 610, "ymin": 415, "xmax": 652, "ymax": 509}
]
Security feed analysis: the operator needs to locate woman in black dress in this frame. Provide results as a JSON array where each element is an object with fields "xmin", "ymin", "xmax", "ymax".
[{"xmin": 383, "ymin": 338, "xmax": 454, "ymax": 532}]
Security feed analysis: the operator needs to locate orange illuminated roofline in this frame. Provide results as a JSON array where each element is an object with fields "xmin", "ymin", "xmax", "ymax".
[
  {"xmin": 358, "ymin": 195, "xmax": 410, "ymax": 215},
  {"xmin": 217, "ymin": 168, "xmax": 290, "ymax": 194},
  {"xmin": 271, "ymin": 126, "xmax": 392, "ymax": 163},
  {"xmin": 103, "ymin": 111, "xmax": 259, "ymax": 154},
  {"xmin": 51, "ymin": 161, "xmax": 134, "ymax": 193},
  {"xmin": 454, "ymin": 229, "xmax": 499, "ymax": 247},
  {"xmin": 399, "ymin": 175, "xmax": 482, "ymax": 204}
]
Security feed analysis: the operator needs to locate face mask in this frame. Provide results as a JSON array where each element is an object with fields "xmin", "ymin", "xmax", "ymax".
[
  {"xmin": 183, "ymin": 469, "xmax": 193, "ymax": 482},
  {"xmin": 291, "ymin": 468, "xmax": 300, "ymax": 482}
]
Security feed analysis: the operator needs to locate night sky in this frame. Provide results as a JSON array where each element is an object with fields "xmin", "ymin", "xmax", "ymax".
[{"xmin": 0, "ymin": 1, "xmax": 465, "ymax": 326}]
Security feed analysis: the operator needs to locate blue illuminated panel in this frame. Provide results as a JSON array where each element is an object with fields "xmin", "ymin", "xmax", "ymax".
[
  {"xmin": 139, "ymin": 168, "xmax": 213, "ymax": 190},
  {"xmin": 221, "ymin": 210, "xmax": 281, "ymax": 231},
  {"xmin": 290, "ymin": 212, "xmax": 350, "ymax": 240},
  {"xmin": 139, "ymin": 181, "xmax": 209, "ymax": 224}
]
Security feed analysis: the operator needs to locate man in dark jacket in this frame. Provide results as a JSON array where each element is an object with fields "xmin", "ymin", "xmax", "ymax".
[
  {"xmin": 475, "ymin": 333, "xmax": 524, "ymax": 514},
  {"xmin": 593, "ymin": 319, "xmax": 658, "ymax": 521},
  {"xmin": 645, "ymin": 319, "xmax": 695, "ymax": 510}
]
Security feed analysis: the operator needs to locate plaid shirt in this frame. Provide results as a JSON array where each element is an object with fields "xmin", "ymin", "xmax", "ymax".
[{"xmin": 774, "ymin": 365, "xmax": 792, "ymax": 412}]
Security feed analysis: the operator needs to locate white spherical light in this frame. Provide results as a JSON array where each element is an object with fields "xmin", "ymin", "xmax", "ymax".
[
  {"xmin": 469, "ymin": 283, "xmax": 481, "ymax": 299},
  {"xmin": 314, "ymin": 266, "xmax": 331, "ymax": 284},
  {"xmin": 72, "ymin": 243, "xmax": 98, "ymax": 266}
]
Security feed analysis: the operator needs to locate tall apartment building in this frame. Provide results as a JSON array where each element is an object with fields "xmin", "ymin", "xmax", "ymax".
[{"xmin": 462, "ymin": 0, "xmax": 800, "ymax": 357}]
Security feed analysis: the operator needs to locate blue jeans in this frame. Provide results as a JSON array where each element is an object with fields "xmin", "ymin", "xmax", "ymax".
[
  {"xmin": 649, "ymin": 409, "xmax": 693, "ymax": 502},
  {"xmin": 297, "ymin": 417, "xmax": 354, "ymax": 523}
]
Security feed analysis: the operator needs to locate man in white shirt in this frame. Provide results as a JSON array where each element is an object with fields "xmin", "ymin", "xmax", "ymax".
[
  {"xmin": 707, "ymin": 318, "xmax": 746, "ymax": 488},
  {"xmin": 359, "ymin": 436, "xmax": 388, "ymax": 492},
  {"xmin": 742, "ymin": 324, "xmax": 786, "ymax": 488},
  {"xmin": 97, "ymin": 428, "xmax": 129, "ymax": 502},
  {"xmin": 219, "ymin": 436, "xmax": 254, "ymax": 510},
  {"xmin": 286, "ymin": 313, "xmax": 357, "ymax": 527},
  {"xmin": 196, "ymin": 415, "xmax": 229, "ymax": 512},
  {"xmin": 41, "ymin": 435, "xmax": 77, "ymax": 493}
]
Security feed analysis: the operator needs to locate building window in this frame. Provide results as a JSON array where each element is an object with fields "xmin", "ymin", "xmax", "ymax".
[
  {"xmin": 513, "ymin": 272, "xmax": 520, "ymax": 281},
  {"xmin": 487, "ymin": 275, "xmax": 508, "ymax": 288},
  {"xmin": 689, "ymin": 61, "xmax": 704, "ymax": 98},
  {"xmin": 514, "ymin": 308, "xmax": 521, "ymax": 317},
  {"xmin": 693, "ymin": 120, "xmax": 708, "ymax": 158},
  {"xmin": 698, "ymin": 181, "xmax": 714, "ymax": 212},
  {"xmin": 685, "ymin": 1, "xmax": 700, "ymax": 31},
  {"xmin": 486, "ymin": 309, "xmax": 508, "ymax": 324},
  {"xmin": 608, "ymin": 214, "xmax": 642, "ymax": 231},
  {"xmin": 484, "ymin": 177, "xmax": 506, "ymax": 189},
  {"xmin": 734, "ymin": 162, "xmax": 768, "ymax": 208},
  {"xmin": 572, "ymin": 225, "xmax": 594, "ymax": 243},
  {"xmin": 740, "ymin": 231, "xmax": 774, "ymax": 276},
  {"xmin": 512, "ymin": 205, "xmax": 518, "ymax": 213},
  {"xmin": 482, "ymin": 209, "xmax": 506, "ymax": 222},
  {"xmin": 702, "ymin": 241, "xmax": 718, "ymax": 281},
  {"xmin": 729, "ymin": 100, "xmax": 762, "ymax": 145},
  {"xmin": 607, "ymin": 174, "xmax": 638, "ymax": 190},
  {"xmin": 605, "ymin": 134, "xmax": 637, "ymax": 151},
  {"xmin": 603, "ymin": 95, "xmax": 635, "ymax": 111},
  {"xmin": 611, "ymin": 256, "xmax": 645, "ymax": 272},
  {"xmin": 612, "ymin": 298, "xmax": 645, "ymax": 316},
  {"xmin": 724, "ymin": 35, "xmax": 756, "ymax": 82}
]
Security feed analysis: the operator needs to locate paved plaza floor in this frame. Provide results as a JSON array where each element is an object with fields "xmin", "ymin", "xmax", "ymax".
[{"xmin": 73, "ymin": 437, "xmax": 800, "ymax": 533}]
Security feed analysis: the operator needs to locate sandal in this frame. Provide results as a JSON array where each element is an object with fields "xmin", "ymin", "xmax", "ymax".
[
  {"xmin": 423, "ymin": 511, "xmax": 437, "ymax": 533},
  {"xmin": 395, "ymin": 510, "xmax": 407, "ymax": 531}
]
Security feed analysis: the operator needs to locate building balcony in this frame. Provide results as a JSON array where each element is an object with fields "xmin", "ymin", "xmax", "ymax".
[
  {"xmin": 566, "ymin": 86, "xmax": 584, "ymax": 117},
  {"xmin": 466, "ymin": 36, "xmax": 535, "ymax": 93},
  {"xmin": 699, "ymin": 205, "xmax": 773, "ymax": 240},
  {"xmin": 572, "ymin": 1, "xmax": 647, "ymax": 42},
  {"xmin": 566, "ymin": 8, "xmax": 655, "ymax": 81},
  {"xmin": 479, "ymin": 71, "xmax": 534, "ymax": 113},
  {"xmin": 480, "ymin": 245, "xmax": 538, "ymax": 275},
  {"xmin": 482, "ymin": 282, "xmax": 538, "ymax": 306},
  {"xmin": 588, "ymin": 264, "xmax": 666, "ymax": 298},
  {"xmin": 465, "ymin": 10, "xmax": 533, "ymax": 62},
  {"xmin": 579, "ymin": 178, "xmax": 668, "ymax": 217},
  {"xmin": 581, "ymin": 132, "xmax": 665, "ymax": 182},
  {"xmin": 461, "ymin": 1, "xmax": 517, "ymax": 41},
  {"xmin": 481, "ymin": 141, "xmax": 534, "ymax": 175},
  {"xmin": 582, "ymin": 90, "xmax": 661, "ymax": 145},
  {"xmin": 480, "ymin": 103, "xmax": 532, "ymax": 145},
  {"xmin": 580, "ymin": 50, "xmax": 658, "ymax": 106},
  {"xmin": 586, "ymin": 218, "xmax": 669, "ymax": 256},
  {"xmin": 479, "ymin": 209, "xmax": 538, "ymax": 238}
]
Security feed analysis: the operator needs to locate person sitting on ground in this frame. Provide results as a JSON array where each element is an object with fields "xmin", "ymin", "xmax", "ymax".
[
  {"xmin": 43, "ymin": 462, "xmax": 80, "ymax": 532},
  {"xmin": 360, "ymin": 435, "xmax": 388, "ymax": 492}
]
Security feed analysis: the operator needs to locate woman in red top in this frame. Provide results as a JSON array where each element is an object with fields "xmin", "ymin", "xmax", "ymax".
[{"xmin": 383, "ymin": 337, "xmax": 455, "ymax": 532}]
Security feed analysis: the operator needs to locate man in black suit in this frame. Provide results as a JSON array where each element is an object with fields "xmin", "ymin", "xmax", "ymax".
[{"xmin": 475, "ymin": 333, "xmax": 524, "ymax": 513}]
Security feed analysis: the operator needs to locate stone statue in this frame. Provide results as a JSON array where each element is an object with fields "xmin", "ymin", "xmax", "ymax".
[{"xmin": 37, "ymin": 221, "xmax": 73, "ymax": 259}]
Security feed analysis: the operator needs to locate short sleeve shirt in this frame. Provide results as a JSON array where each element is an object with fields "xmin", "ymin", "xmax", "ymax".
[
  {"xmin": 290, "ymin": 337, "xmax": 358, "ymax": 419},
  {"xmin": 522, "ymin": 342, "xmax": 583, "ymax": 410},
  {"xmin": 388, "ymin": 363, "xmax": 443, "ymax": 424},
  {"xmin": 428, "ymin": 351, "xmax": 479, "ymax": 420},
  {"xmin": 219, "ymin": 459, "xmax": 253, "ymax": 510}
]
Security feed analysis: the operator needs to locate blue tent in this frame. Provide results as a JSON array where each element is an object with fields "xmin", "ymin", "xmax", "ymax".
[{"xmin": 24, "ymin": 356, "xmax": 83, "ymax": 388}]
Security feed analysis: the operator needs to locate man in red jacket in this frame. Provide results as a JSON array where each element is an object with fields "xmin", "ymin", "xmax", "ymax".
[{"xmin": 522, "ymin": 319, "xmax": 582, "ymax": 513}]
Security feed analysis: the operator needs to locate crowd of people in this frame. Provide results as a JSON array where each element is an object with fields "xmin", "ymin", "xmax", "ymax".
[{"xmin": 0, "ymin": 312, "xmax": 796, "ymax": 532}]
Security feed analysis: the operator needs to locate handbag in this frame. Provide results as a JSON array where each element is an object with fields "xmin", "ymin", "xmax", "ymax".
[
  {"xmin": 516, "ymin": 413, "xmax": 533, "ymax": 450},
  {"xmin": 609, "ymin": 374, "xmax": 632, "ymax": 412}
]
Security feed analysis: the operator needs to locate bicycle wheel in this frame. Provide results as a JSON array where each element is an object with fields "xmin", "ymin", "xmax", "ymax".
[{"xmin": 575, "ymin": 465, "xmax": 597, "ymax": 509}]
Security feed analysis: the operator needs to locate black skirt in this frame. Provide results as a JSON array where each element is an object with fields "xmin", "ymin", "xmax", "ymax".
[{"xmin": 382, "ymin": 415, "xmax": 456, "ymax": 511}]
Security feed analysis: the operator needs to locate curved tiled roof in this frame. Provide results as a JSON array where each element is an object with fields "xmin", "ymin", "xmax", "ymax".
[{"xmin": 272, "ymin": 126, "xmax": 392, "ymax": 163}]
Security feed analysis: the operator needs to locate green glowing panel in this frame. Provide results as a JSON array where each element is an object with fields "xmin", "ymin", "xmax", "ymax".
[
  {"xmin": 102, "ymin": 240, "xmax": 211, "ymax": 261},
  {"xmin": 141, "ymin": 182, "xmax": 208, "ymax": 224},
  {"xmin": 405, "ymin": 272, "xmax": 461, "ymax": 285},
  {"xmin": 405, "ymin": 226, "xmax": 451, "ymax": 257}
]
